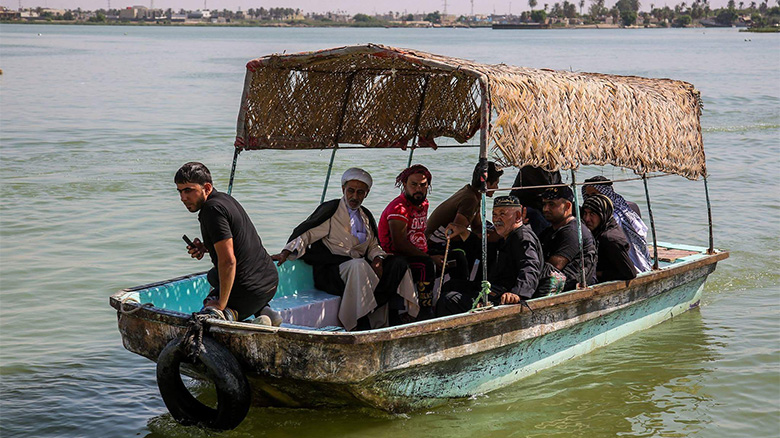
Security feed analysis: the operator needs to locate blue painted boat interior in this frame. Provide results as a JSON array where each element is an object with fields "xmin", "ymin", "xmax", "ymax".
[
  {"xmin": 131, "ymin": 260, "xmax": 334, "ymax": 318},
  {"xmin": 125, "ymin": 241, "xmax": 713, "ymax": 325}
]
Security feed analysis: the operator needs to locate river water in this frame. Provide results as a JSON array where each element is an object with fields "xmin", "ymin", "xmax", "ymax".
[{"xmin": 0, "ymin": 24, "xmax": 778, "ymax": 437}]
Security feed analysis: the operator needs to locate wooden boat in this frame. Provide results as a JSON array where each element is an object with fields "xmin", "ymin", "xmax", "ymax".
[{"xmin": 110, "ymin": 44, "xmax": 727, "ymax": 426}]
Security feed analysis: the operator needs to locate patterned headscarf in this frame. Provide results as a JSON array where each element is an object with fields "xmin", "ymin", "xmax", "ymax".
[
  {"xmin": 395, "ymin": 164, "xmax": 432, "ymax": 188},
  {"xmin": 581, "ymin": 194, "xmax": 613, "ymax": 238},
  {"xmin": 582, "ymin": 181, "xmax": 652, "ymax": 272}
]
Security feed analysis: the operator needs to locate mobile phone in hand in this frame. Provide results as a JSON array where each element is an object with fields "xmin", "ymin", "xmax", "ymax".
[{"xmin": 182, "ymin": 234, "xmax": 194, "ymax": 247}]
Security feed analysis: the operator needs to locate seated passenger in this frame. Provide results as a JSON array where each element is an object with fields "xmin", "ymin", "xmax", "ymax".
[
  {"xmin": 378, "ymin": 164, "xmax": 442, "ymax": 320},
  {"xmin": 539, "ymin": 186, "xmax": 597, "ymax": 291},
  {"xmin": 436, "ymin": 196, "xmax": 543, "ymax": 317},
  {"xmin": 425, "ymin": 161, "xmax": 504, "ymax": 280},
  {"xmin": 582, "ymin": 175, "xmax": 652, "ymax": 272},
  {"xmin": 510, "ymin": 165, "xmax": 563, "ymax": 236},
  {"xmin": 273, "ymin": 168, "xmax": 417, "ymax": 331},
  {"xmin": 581, "ymin": 194, "xmax": 637, "ymax": 282}
]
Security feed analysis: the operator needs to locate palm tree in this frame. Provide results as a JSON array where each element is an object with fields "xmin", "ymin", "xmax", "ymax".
[
  {"xmin": 544, "ymin": 3, "xmax": 549, "ymax": 11},
  {"xmin": 738, "ymin": 1, "xmax": 744, "ymax": 8},
  {"xmin": 579, "ymin": 0, "xmax": 585, "ymax": 15},
  {"xmin": 529, "ymin": 0, "xmax": 538, "ymax": 9}
]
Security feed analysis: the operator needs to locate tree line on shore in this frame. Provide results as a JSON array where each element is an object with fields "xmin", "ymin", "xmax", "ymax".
[
  {"xmin": 518, "ymin": 0, "xmax": 780, "ymax": 28},
  {"xmin": 4, "ymin": 1, "xmax": 779, "ymax": 29}
]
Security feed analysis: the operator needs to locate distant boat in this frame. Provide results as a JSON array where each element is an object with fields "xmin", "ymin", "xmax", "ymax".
[{"xmin": 700, "ymin": 18, "xmax": 747, "ymax": 27}]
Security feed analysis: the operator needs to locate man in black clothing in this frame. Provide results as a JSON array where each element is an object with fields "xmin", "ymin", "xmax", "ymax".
[
  {"xmin": 436, "ymin": 196, "xmax": 543, "ymax": 317},
  {"xmin": 509, "ymin": 165, "xmax": 562, "ymax": 235},
  {"xmin": 175, "ymin": 162, "xmax": 278, "ymax": 321},
  {"xmin": 581, "ymin": 194, "xmax": 637, "ymax": 282},
  {"xmin": 539, "ymin": 186, "xmax": 597, "ymax": 291}
]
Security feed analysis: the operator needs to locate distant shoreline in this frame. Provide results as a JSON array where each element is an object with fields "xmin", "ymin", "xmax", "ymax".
[{"xmin": 0, "ymin": 20, "xmax": 737, "ymax": 30}]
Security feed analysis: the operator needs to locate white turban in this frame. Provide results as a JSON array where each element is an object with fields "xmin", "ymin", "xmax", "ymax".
[{"xmin": 341, "ymin": 168, "xmax": 372, "ymax": 190}]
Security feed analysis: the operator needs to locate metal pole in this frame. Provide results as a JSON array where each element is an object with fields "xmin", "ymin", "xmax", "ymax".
[
  {"xmin": 643, "ymin": 174, "xmax": 659, "ymax": 270},
  {"xmin": 704, "ymin": 176, "xmax": 714, "ymax": 254},
  {"xmin": 227, "ymin": 147, "xmax": 239, "ymax": 196},
  {"xmin": 407, "ymin": 76, "xmax": 429, "ymax": 170},
  {"xmin": 320, "ymin": 148, "xmax": 337, "ymax": 204},
  {"xmin": 571, "ymin": 170, "xmax": 586, "ymax": 288},
  {"xmin": 479, "ymin": 80, "xmax": 490, "ymax": 307}
]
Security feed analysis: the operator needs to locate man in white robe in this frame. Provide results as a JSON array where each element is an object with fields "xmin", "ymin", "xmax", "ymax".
[{"xmin": 273, "ymin": 168, "xmax": 418, "ymax": 330}]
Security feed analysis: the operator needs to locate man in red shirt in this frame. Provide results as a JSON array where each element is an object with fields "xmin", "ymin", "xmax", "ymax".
[{"xmin": 378, "ymin": 165, "xmax": 443, "ymax": 320}]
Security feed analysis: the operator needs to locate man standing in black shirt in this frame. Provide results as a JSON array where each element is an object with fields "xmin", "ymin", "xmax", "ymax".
[
  {"xmin": 539, "ymin": 186, "xmax": 597, "ymax": 291},
  {"xmin": 175, "ymin": 162, "xmax": 278, "ymax": 322}
]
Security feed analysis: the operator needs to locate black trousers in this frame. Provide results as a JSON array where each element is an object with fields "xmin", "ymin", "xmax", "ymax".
[
  {"xmin": 305, "ymin": 247, "xmax": 409, "ymax": 309},
  {"xmin": 373, "ymin": 255, "xmax": 410, "ymax": 308},
  {"xmin": 205, "ymin": 267, "xmax": 276, "ymax": 321},
  {"xmin": 397, "ymin": 255, "xmax": 436, "ymax": 319}
]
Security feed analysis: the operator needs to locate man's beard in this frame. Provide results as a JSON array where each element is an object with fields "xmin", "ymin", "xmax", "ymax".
[{"xmin": 404, "ymin": 191, "xmax": 426, "ymax": 206}]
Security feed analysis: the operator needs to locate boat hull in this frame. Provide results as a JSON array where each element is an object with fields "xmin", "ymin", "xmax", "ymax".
[{"xmin": 112, "ymin": 250, "xmax": 726, "ymax": 412}]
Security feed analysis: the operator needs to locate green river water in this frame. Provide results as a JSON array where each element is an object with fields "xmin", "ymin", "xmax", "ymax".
[{"xmin": 0, "ymin": 24, "xmax": 778, "ymax": 437}]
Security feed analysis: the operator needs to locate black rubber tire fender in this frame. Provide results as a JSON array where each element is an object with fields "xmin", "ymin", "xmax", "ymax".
[{"xmin": 156, "ymin": 336, "xmax": 251, "ymax": 430}]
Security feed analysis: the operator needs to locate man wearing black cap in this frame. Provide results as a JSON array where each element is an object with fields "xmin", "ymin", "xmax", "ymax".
[
  {"xmin": 436, "ymin": 196, "xmax": 543, "ymax": 317},
  {"xmin": 539, "ymin": 186, "xmax": 597, "ymax": 291}
]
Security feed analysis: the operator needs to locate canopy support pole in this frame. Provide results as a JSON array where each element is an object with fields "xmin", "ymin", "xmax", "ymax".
[
  {"xmin": 571, "ymin": 170, "xmax": 586, "ymax": 288},
  {"xmin": 320, "ymin": 71, "xmax": 357, "ymax": 204},
  {"xmin": 227, "ymin": 147, "xmax": 240, "ymax": 196},
  {"xmin": 406, "ymin": 77, "xmax": 429, "ymax": 169},
  {"xmin": 643, "ymin": 175, "xmax": 659, "ymax": 270},
  {"xmin": 704, "ymin": 176, "xmax": 714, "ymax": 254},
  {"xmin": 320, "ymin": 148, "xmax": 338, "ymax": 204},
  {"xmin": 479, "ymin": 79, "xmax": 491, "ymax": 307}
]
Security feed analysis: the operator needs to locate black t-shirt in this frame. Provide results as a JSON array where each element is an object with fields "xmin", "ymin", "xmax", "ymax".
[
  {"xmin": 539, "ymin": 219, "xmax": 597, "ymax": 291},
  {"xmin": 199, "ymin": 190, "xmax": 278, "ymax": 296}
]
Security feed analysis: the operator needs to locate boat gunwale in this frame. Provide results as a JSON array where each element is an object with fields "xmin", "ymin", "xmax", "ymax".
[{"xmin": 110, "ymin": 250, "xmax": 728, "ymax": 344}]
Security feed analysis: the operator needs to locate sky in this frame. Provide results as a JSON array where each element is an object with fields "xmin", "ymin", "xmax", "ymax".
[{"xmin": 2, "ymin": 0, "xmax": 735, "ymax": 14}]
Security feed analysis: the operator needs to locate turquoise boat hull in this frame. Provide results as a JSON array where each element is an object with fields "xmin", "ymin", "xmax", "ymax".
[{"xmin": 110, "ymin": 243, "xmax": 727, "ymax": 412}]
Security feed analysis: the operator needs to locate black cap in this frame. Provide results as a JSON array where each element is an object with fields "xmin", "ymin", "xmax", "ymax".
[
  {"xmin": 493, "ymin": 195, "xmax": 523, "ymax": 207},
  {"xmin": 541, "ymin": 186, "xmax": 574, "ymax": 202}
]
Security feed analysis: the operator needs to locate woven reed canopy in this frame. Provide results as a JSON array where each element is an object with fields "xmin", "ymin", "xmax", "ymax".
[{"xmin": 235, "ymin": 44, "xmax": 706, "ymax": 179}]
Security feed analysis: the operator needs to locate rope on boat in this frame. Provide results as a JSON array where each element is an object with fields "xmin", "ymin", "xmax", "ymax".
[
  {"xmin": 182, "ymin": 313, "xmax": 212, "ymax": 361},
  {"xmin": 119, "ymin": 296, "xmax": 153, "ymax": 314},
  {"xmin": 470, "ymin": 281, "xmax": 492, "ymax": 312}
]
